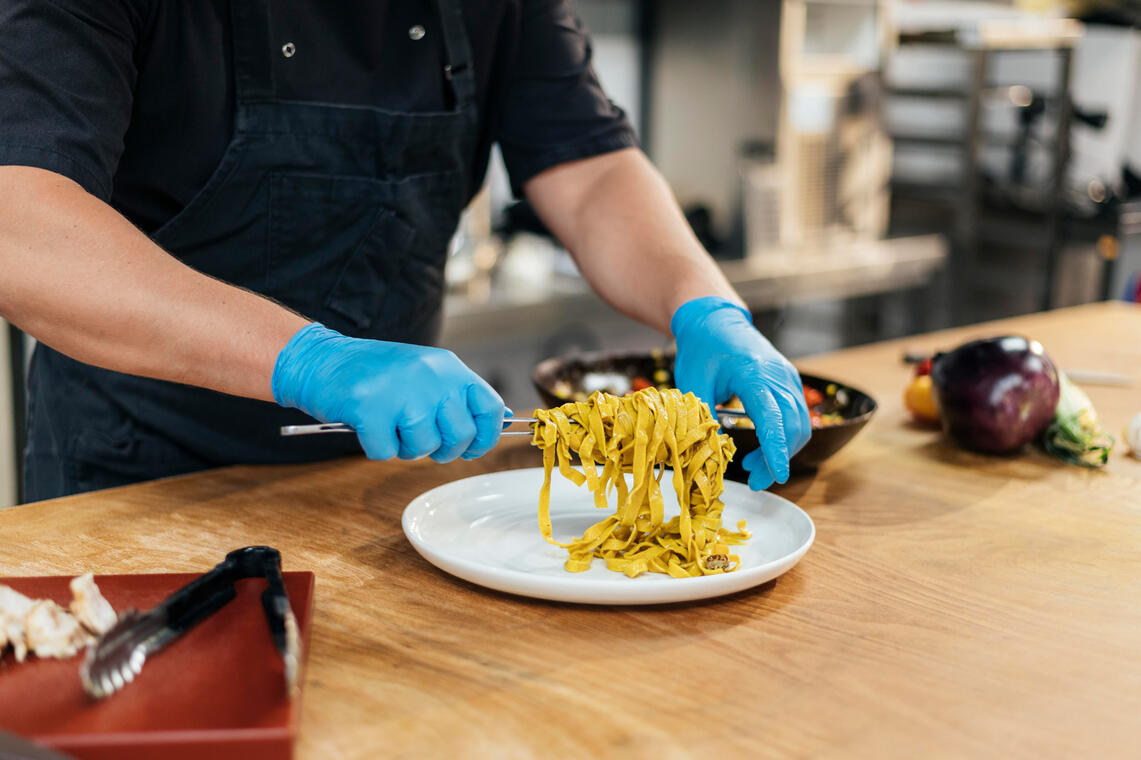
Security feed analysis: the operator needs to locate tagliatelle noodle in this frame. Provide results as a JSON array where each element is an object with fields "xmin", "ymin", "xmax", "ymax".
[{"xmin": 530, "ymin": 387, "xmax": 749, "ymax": 578}]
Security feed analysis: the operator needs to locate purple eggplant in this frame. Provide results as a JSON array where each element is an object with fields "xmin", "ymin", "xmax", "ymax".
[{"xmin": 930, "ymin": 336, "xmax": 1060, "ymax": 454}]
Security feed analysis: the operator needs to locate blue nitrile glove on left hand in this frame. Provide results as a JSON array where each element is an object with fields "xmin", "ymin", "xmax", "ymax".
[
  {"xmin": 672, "ymin": 296, "xmax": 811, "ymax": 491},
  {"xmin": 272, "ymin": 323, "xmax": 505, "ymax": 463}
]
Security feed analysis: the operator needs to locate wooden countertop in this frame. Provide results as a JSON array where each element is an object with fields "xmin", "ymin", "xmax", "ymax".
[{"xmin": 3, "ymin": 302, "xmax": 1139, "ymax": 759}]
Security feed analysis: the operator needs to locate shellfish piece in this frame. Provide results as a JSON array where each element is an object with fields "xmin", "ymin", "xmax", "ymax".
[
  {"xmin": 0, "ymin": 585, "xmax": 35, "ymax": 662},
  {"xmin": 24, "ymin": 599, "xmax": 92, "ymax": 660},
  {"xmin": 70, "ymin": 573, "xmax": 118, "ymax": 635}
]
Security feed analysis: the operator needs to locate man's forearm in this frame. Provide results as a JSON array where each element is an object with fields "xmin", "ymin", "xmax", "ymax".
[
  {"xmin": 524, "ymin": 148, "xmax": 742, "ymax": 334},
  {"xmin": 0, "ymin": 166, "xmax": 307, "ymax": 401}
]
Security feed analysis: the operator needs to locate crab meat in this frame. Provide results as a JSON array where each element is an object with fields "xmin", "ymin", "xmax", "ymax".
[
  {"xmin": 24, "ymin": 600, "xmax": 92, "ymax": 659},
  {"xmin": 0, "ymin": 585, "xmax": 35, "ymax": 662},
  {"xmin": 70, "ymin": 574, "xmax": 117, "ymax": 635}
]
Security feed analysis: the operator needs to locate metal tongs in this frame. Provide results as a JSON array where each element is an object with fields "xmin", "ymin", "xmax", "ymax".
[
  {"xmin": 281, "ymin": 418, "xmax": 540, "ymax": 436},
  {"xmin": 280, "ymin": 407, "xmax": 749, "ymax": 437},
  {"xmin": 81, "ymin": 546, "xmax": 300, "ymax": 700}
]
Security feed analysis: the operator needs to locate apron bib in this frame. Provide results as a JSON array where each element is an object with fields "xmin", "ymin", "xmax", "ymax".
[{"xmin": 25, "ymin": 0, "xmax": 478, "ymax": 500}]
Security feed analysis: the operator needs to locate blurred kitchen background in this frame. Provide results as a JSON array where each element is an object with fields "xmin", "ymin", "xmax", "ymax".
[{"xmin": 3, "ymin": 0, "xmax": 1141, "ymax": 506}]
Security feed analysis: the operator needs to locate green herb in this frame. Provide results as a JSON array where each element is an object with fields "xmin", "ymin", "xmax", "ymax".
[{"xmin": 1043, "ymin": 373, "xmax": 1113, "ymax": 468}]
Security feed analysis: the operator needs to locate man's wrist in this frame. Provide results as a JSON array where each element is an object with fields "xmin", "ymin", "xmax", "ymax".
[
  {"xmin": 271, "ymin": 322, "xmax": 336, "ymax": 409},
  {"xmin": 670, "ymin": 296, "xmax": 754, "ymax": 338}
]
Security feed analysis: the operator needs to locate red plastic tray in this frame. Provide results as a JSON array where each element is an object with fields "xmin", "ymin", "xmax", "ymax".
[{"xmin": 0, "ymin": 572, "xmax": 314, "ymax": 760}]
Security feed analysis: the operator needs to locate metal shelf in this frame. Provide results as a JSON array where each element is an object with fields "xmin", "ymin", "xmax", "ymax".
[
  {"xmin": 891, "ymin": 132, "xmax": 1034, "ymax": 149},
  {"xmin": 887, "ymin": 87, "xmax": 968, "ymax": 99},
  {"xmin": 441, "ymin": 235, "xmax": 948, "ymax": 346}
]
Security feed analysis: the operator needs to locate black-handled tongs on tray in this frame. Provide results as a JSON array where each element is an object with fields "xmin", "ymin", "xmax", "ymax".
[{"xmin": 81, "ymin": 546, "xmax": 301, "ymax": 700}]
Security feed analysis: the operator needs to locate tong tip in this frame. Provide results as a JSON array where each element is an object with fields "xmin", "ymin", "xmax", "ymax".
[{"xmin": 283, "ymin": 608, "xmax": 302, "ymax": 698}]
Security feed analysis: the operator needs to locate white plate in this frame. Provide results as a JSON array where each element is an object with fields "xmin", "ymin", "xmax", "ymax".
[{"xmin": 402, "ymin": 467, "xmax": 814, "ymax": 605}]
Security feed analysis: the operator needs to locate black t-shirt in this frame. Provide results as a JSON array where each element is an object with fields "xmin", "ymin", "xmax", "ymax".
[{"xmin": 0, "ymin": 0, "xmax": 636, "ymax": 233}]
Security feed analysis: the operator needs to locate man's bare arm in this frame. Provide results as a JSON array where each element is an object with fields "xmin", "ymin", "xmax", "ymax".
[
  {"xmin": 0, "ymin": 166, "xmax": 307, "ymax": 401},
  {"xmin": 523, "ymin": 147, "xmax": 742, "ymax": 334}
]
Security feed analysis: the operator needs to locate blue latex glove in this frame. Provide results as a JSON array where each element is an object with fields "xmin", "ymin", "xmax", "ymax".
[
  {"xmin": 273, "ymin": 324, "xmax": 505, "ymax": 463},
  {"xmin": 672, "ymin": 297, "xmax": 811, "ymax": 491}
]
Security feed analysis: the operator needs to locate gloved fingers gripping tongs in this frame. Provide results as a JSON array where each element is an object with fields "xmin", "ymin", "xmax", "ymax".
[{"xmin": 81, "ymin": 546, "xmax": 301, "ymax": 700}]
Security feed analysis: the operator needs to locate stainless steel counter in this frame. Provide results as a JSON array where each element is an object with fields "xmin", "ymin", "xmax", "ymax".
[
  {"xmin": 441, "ymin": 234, "xmax": 946, "ymax": 344},
  {"xmin": 441, "ymin": 233, "xmax": 947, "ymax": 409}
]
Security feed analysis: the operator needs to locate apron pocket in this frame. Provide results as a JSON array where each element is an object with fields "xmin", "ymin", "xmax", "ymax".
[
  {"xmin": 325, "ymin": 207, "xmax": 416, "ymax": 329},
  {"xmin": 268, "ymin": 172, "xmax": 420, "ymax": 333},
  {"xmin": 67, "ymin": 419, "xmax": 204, "ymax": 495}
]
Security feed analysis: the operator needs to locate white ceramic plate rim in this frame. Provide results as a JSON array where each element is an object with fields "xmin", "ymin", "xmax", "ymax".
[{"xmin": 402, "ymin": 467, "xmax": 815, "ymax": 605}]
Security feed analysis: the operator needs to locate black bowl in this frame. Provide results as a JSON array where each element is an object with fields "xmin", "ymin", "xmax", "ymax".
[{"xmin": 531, "ymin": 351, "xmax": 877, "ymax": 480}]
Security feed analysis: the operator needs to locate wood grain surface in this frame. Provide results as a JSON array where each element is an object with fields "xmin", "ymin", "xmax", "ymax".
[{"xmin": 2, "ymin": 302, "xmax": 1139, "ymax": 759}]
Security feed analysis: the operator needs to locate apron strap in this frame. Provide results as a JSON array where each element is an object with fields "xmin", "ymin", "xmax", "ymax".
[
  {"xmin": 434, "ymin": 0, "xmax": 477, "ymax": 110},
  {"xmin": 231, "ymin": 0, "xmax": 275, "ymax": 103}
]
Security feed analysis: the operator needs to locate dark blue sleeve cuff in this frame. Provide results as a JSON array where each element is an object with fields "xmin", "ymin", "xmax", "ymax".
[
  {"xmin": 501, "ymin": 126, "xmax": 640, "ymax": 198},
  {"xmin": 0, "ymin": 142, "xmax": 112, "ymax": 200}
]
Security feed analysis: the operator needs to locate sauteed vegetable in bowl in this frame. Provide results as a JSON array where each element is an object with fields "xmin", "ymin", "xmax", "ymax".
[{"xmin": 532, "ymin": 352, "xmax": 877, "ymax": 478}]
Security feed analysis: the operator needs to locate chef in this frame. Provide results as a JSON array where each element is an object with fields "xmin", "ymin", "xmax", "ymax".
[{"xmin": 0, "ymin": 0, "xmax": 809, "ymax": 501}]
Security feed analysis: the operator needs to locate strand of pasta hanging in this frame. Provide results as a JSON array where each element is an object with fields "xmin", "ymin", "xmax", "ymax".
[{"xmin": 530, "ymin": 387, "xmax": 749, "ymax": 578}]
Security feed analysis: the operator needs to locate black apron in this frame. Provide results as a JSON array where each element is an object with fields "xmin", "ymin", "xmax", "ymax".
[{"xmin": 24, "ymin": 0, "xmax": 479, "ymax": 501}]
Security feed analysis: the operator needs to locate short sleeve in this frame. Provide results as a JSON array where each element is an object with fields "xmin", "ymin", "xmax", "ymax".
[
  {"xmin": 0, "ymin": 0, "xmax": 144, "ymax": 199},
  {"xmin": 496, "ymin": 0, "xmax": 638, "ymax": 196}
]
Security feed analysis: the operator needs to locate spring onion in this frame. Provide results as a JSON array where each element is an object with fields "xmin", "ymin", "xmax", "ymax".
[{"xmin": 1043, "ymin": 372, "xmax": 1114, "ymax": 468}]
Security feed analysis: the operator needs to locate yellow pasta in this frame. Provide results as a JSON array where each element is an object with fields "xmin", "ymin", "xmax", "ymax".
[{"xmin": 530, "ymin": 387, "xmax": 749, "ymax": 578}]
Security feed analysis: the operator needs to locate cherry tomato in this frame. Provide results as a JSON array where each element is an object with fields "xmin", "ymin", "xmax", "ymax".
[
  {"xmin": 914, "ymin": 357, "xmax": 933, "ymax": 377},
  {"xmin": 802, "ymin": 385, "xmax": 825, "ymax": 407},
  {"xmin": 903, "ymin": 374, "xmax": 939, "ymax": 424},
  {"xmin": 631, "ymin": 376, "xmax": 653, "ymax": 391}
]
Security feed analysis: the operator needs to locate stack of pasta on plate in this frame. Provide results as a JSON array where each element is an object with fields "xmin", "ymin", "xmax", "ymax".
[{"xmin": 531, "ymin": 387, "xmax": 749, "ymax": 578}]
